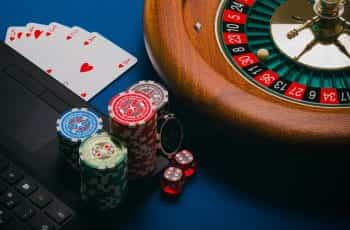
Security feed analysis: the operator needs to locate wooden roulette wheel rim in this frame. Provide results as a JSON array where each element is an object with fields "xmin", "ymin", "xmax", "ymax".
[{"xmin": 144, "ymin": 0, "xmax": 350, "ymax": 146}]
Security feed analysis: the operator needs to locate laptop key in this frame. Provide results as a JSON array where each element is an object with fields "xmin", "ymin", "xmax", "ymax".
[
  {"xmin": 0, "ymin": 156, "xmax": 9, "ymax": 172},
  {"xmin": 3, "ymin": 220, "xmax": 31, "ymax": 230},
  {"xmin": 30, "ymin": 188, "xmax": 53, "ymax": 208},
  {"xmin": 1, "ymin": 167, "xmax": 24, "ymax": 185},
  {"xmin": 0, "ymin": 190, "xmax": 22, "ymax": 209},
  {"xmin": 0, "ymin": 180, "xmax": 8, "ymax": 194},
  {"xmin": 45, "ymin": 201, "xmax": 72, "ymax": 224},
  {"xmin": 16, "ymin": 179, "xmax": 38, "ymax": 197},
  {"xmin": 0, "ymin": 207, "xmax": 12, "ymax": 225},
  {"xmin": 14, "ymin": 201, "xmax": 36, "ymax": 221},
  {"xmin": 29, "ymin": 213, "xmax": 56, "ymax": 230}
]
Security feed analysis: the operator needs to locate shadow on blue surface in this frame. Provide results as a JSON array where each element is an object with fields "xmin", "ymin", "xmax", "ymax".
[{"xmin": 175, "ymin": 97, "xmax": 350, "ymax": 224}]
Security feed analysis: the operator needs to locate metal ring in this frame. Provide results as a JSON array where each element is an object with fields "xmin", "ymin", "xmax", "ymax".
[{"xmin": 158, "ymin": 113, "xmax": 184, "ymax": 158}]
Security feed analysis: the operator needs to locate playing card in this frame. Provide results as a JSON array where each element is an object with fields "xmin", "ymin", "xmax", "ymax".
[
  {"xmin": 49, "ymin": 32, "xmax": 137, "ymax": 100},
  {"xmin": 43, "ymin": 26, "xmax": 94, "ymax": 84},
  {"xmin": 5, "ymin": 26, "xmax": 28, "ymax": 54},
  {"xmin": 20, "ymin": 22, "xmax": 71, "ymax": 75},
  {"xmin": 20, "ymin": 23, "xmax": 49, "ymax": 62},
  {"xmin": 5, "ymin": 27, "xmax": 25, "ymax": 43},
  {"xmin": 26, "ymin": 23, "xmax": 48, "ymax": 40},
  {"xmin": 5, "ymin": 22, "xmax": 138, "ymax": 101}
]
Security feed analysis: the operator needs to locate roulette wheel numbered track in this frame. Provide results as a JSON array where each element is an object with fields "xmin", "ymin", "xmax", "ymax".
[{"xmin": 144, "ymin": 0, "xmax": 350, "ymax": 146}]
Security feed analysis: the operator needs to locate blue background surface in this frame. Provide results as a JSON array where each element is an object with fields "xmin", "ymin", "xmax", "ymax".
[{"xmin": 1, "ymin": 0, "xmax": 350, "ymax": 229}]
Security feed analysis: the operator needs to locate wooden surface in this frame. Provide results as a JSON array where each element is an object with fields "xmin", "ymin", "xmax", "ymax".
[{"xmin": 144, "ymin": 0, "xmax": 350, "ymax": 146}]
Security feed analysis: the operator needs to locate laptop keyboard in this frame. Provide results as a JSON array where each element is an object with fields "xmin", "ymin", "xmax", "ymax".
[{"xmin": 0, "ymin": 154, "xmax": 74, "ymax": 230}]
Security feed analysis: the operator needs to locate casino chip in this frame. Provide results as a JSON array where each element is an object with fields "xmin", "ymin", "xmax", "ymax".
[
  {"xmin": 79, "ymin": 132, "xmax": 127, "ymax": 211},
  {"xmin": 56, "ymin": 108, "xmax": 103, "ymax": 170},
  {"xmin": 129, "ymin": 80, "xmax": 169, "ymax": 115},
  {"xmin": 108, "ymin": 91, "xmax": 155, "ymax": 127},
  {"xmin": 109, "ymin": 92, "xmax": 158, "ymax": 180}
]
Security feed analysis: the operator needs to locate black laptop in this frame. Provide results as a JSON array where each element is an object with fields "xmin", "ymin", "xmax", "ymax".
[{"xmin": 0, "ymin": 42, "xmax": 167, "ymax": 230}]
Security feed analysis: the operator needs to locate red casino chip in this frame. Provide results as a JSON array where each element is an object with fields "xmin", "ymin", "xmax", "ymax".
[
  {"xmin": 128, "ymin": 138, "xmax": 157, "ymax": 151},
  {"xmin": 128, "ymin": 159, "xmax": 155, "ymax": 178},
  {"xmin": 109, "ymin": 91, "xmax": 158, "ymax": 180},
  {"xmin": 108, "ymin": 92, "xmax": 155, "ymax": 127}
]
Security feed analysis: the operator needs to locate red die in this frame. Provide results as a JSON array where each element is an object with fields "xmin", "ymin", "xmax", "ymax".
[
  {"xmin": 161, "ymin": 167, "xmax": 185, "ymax": 196},
  {"xmin": 173, "ymin": 150, "xmax": 197, "ymax": 178}
]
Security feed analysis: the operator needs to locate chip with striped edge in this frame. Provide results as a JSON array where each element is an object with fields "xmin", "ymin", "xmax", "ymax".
[
  {"xmin": 108, "ymin": 91, "xmax": 158, "ymax": 180},
  {"xmin": 129, "ymin": 80, "xmax": 169, "ymax": 113},
  {"xmin": 56, "ymin": 108, "xmax": 103, "ymax": 142},
  {"xmin": 56, "ymin": 108, "xmax": 103, "ymax": 170},
  {"xmin": 79, "ymin": 132, "xmax": 127, "ymax": 170},
  {"xmin": 79, "ymin": 132, "xmax": 128, "ymax": 210},
  {"xmin": 108, "ymin": 91, "xmax": 155, "ymax": 127}
]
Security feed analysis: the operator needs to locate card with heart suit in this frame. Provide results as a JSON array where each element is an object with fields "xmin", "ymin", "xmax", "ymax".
[
  {"xmin": 5, "ymin": 27, "xmax": 28, "ymax": 53},
  {"xmin": 5, "ymin": 22, "xmax": 137, "ymax": 101}
]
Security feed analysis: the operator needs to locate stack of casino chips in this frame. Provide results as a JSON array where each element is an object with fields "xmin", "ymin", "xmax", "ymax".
[
  {"xmin": 56, "ymin": 108, "xmax": 103, "ymax": 170},
  {"xmin": 108, "ymin": 91, "xmax": 158, "ymax": 180},
  {"xmin": 79, "ymin": 132, "xmax": 128, "ymax": 211},
  {"xmin": 130, "ymin": 81, "xmax": 185, "ymax": 158}
]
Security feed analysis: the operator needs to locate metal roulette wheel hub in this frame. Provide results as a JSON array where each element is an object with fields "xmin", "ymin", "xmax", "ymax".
[{"xmin": 270, "ymin": 0, "xmax": 349, "ymax": 70}]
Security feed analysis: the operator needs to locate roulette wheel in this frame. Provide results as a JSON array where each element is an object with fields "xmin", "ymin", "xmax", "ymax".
[{"xmin": 144, "ymin": 0, "xmax": 350, "ymax": 146}]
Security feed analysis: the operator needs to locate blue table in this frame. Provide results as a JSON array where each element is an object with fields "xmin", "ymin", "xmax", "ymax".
[{"xmin": 1, "ymin": 1, "xmax": 350, "ymax": 229}]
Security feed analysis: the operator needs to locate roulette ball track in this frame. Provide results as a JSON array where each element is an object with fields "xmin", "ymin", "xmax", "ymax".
[{"xmin": 144, "ymin": 0, "xmax": 350, "ymax": 146}]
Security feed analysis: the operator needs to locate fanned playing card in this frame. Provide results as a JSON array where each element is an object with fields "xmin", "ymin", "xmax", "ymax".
[
  {"xmin": 5, "ymin": 22, "xmax": 137, "ymax": 101},
  {"xmin": 48, "ymin": 31, "xmax": 138, "ymax": 100}
]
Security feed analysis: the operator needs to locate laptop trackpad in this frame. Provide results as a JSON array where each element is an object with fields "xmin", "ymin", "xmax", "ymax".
[{"xmin": 0, "ymin": 73, "xmax": 58, "ymax": 153}]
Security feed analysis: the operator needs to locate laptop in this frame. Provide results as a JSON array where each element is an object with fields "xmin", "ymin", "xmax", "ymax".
[{"xmin": 0, "ymin": 42, "xmax": 167, "ymax": 230}]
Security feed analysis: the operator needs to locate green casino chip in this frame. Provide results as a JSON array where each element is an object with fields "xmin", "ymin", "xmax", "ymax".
[
  {"xmin": 79, "ymin": 132, "xmax": 127, "ymax": 170},
  {"xmin": 79, "ymin": 132, "xmax": 128, "ymax": 210}
]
